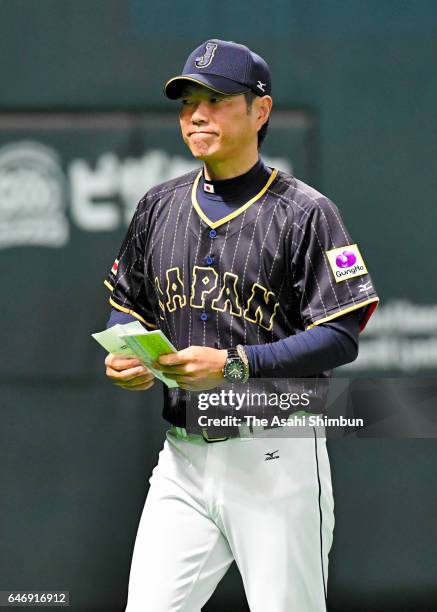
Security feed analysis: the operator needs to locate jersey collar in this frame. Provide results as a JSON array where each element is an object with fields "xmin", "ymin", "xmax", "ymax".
[{"xmin": 190, "ymin": 167, "xmax": 279, "ymax": 229}]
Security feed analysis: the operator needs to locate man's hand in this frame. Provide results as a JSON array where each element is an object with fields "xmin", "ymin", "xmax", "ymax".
[
  {"xmin": 105, "ymin": 354, "xmax": 155, "ymax": 391},
  {"xmin": 152, "ymin": 346, "xmax": 227, "ymax": 391}
]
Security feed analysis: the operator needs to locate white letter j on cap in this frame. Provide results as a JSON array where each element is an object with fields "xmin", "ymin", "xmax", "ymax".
[{"xmin": 195, "ymin": 42, "xmax": 218, "ymax": 69}]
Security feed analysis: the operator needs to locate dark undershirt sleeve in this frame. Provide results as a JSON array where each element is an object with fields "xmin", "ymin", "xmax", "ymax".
[
  {"xmin": 243, "ymin": 310, "xmax": 360, "ymax": 378},
  {"xmin": 106, "ymin": 309, "xmax": 137, "ymax": 329}
]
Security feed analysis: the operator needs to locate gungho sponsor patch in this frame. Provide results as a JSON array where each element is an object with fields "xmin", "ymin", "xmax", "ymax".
[{"xmin": 325, "ymin": 243, "xmax": 368, "ymax": 283}]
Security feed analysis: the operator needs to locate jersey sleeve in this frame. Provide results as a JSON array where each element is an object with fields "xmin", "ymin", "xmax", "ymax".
[
  {"xmin": 290, "ymin": 196, "xmax": 379, "ymax": 333},
  {"xmin": 104, "ymin": 200, "xmax": 156, "ymax": 329}
]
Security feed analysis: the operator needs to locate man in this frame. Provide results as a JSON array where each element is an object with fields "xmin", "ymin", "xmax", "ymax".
[{"xmin": 104, "ymin": 39, "xmax": 379, "ymax": 611}]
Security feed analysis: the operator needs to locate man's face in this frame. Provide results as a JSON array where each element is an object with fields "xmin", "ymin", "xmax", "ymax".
[{"xmin": 179, "ymin": 84, "xmax": 259, "ymax": 162}]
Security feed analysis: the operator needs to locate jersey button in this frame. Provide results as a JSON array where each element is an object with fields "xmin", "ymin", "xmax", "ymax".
[
  {"xmin": 205, "ymin": 256, "xmax": 214, "ymax": 265},
  {"xmin": 200, "ymin": 313, "xmax": 208, "ymax": 321},
  {"xmin": 209, "ymin": 229, "xmax": 217, "ymax": 238}
]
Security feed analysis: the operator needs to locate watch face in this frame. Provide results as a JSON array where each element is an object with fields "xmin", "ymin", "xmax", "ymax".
[{"xmin": 225, "ymin": 358, "xmax": 245, "ymax": 381}]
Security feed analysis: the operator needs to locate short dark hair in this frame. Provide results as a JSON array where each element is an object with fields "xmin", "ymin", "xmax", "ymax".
[{"xmin": 244, "ymin": 91, "xmax": 269, "ymax": 148}]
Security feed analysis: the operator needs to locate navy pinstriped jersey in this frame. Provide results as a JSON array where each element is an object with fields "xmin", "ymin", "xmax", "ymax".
[{"xmin": 105, "ymin": 166, "xmax": 379, "ymax": 425}]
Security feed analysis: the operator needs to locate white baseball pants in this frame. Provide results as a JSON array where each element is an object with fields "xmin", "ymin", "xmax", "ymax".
[{"xmin": 125, "ymin": 425, "xmax": 334, "ymax": 612}]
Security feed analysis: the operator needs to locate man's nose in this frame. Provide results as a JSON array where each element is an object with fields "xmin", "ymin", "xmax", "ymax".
[{"xmin": 191, "ymin": 101, "xmax": 210, "ymax": 123}]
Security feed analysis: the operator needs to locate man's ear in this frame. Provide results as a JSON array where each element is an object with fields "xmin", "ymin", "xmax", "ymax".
[{"xmin": 256, "ymin": 95, "xmax": 273, "ymax": 128}]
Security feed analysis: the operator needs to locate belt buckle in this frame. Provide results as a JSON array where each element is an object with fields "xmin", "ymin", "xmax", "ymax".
[{"xmin": 202, "ymin": 428, "xmax": 228, "ymax": 443}]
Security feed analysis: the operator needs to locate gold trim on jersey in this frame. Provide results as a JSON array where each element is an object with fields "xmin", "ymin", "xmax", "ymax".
[
  {"xmin": 191, "ymin": 168, "xmax": 279, "ymax": 229},
  {"xmin": 109, "ymin": 297, "xmax": 157, "ymax": 329},
  {"xmin": 104, "ymin": 279, "xmax": 114, "ymax": 292},
  {"xmin": 305, "ymin": 297, "xmax": 380, "ymax": 330}
]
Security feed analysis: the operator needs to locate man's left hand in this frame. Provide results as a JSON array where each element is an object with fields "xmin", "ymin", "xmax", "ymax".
[{"xmin": 152, "ymin": 346, "xmax": 227, "ymax": 391}]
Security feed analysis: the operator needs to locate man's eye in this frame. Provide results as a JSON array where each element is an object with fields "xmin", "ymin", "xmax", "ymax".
[{"xmin": 181, "ymin": 99, "xmax": 193, "ymax": 105}]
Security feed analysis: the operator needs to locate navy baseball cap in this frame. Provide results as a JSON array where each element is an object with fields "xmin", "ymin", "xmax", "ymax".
[{"xmin": 164, "ymin": 39, "xmax": 271, "ymax": 99}]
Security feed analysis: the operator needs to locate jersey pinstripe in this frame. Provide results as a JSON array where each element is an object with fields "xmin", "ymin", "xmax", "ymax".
[{"xmin": 105, "ymin": 167, "xmax": 379, "ymax": 425}]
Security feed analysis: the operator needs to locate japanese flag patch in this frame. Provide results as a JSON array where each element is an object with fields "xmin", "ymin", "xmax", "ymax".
[
  {"xmin": 110, "ymin": 259, "xmax": 119, "ymax": 275},
  {"xmin": 325, "ymin": 244, "xmax": 368, "ymax": 283}
]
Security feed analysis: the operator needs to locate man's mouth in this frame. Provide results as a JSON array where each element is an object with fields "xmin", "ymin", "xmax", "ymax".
[{"xmin": 189, "ymin": 131, "xmax": 217, "ymax": 136}]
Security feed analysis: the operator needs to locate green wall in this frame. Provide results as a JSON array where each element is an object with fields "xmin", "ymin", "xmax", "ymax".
[{"xmin": 1, "ymin": 2, "xmax": 437, "ymax": 610}]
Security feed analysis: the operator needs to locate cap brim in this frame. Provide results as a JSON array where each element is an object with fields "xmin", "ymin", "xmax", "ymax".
[{"xmin": 164, "ymin": 74, "xmax": 251, "ymax": 99}]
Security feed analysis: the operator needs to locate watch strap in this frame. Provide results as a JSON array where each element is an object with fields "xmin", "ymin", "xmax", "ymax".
[{"xmin": 226, "ymin": 347, "xmax": 239, "ymax": 359}]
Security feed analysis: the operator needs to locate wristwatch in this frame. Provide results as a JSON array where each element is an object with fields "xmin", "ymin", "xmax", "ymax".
[{"xmin": 223, "ymin": 345, "xmax": 249, "ymax": 383}]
